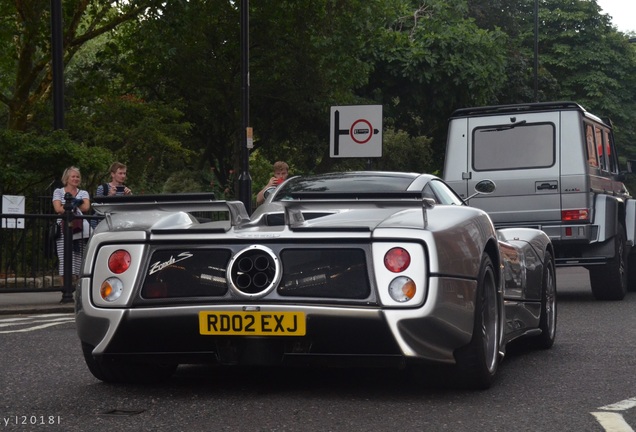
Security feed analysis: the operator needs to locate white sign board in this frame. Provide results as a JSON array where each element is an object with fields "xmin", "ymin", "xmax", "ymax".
[
  {"xmin": 330, "ymin": 105, "xmax": 382, "ymax": 158},
  {"xmin": 2, "ymin": 195, "xmax": 25, "ymax": 229}
]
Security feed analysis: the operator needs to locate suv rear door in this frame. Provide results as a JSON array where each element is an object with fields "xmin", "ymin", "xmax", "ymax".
[{"xmin": 462, "ymin": 111, "xmax": 561, "ymax": 227}]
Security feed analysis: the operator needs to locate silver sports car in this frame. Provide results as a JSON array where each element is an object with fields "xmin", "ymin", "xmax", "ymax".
[{"xmin": 77, "ymin": 171, "xmax": 556, "ymax": 389}]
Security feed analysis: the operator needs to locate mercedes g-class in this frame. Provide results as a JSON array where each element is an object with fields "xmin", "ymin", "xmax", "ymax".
[{"xmin": 443, "ymin": 101, "xmax": 634, "ymax": 300}]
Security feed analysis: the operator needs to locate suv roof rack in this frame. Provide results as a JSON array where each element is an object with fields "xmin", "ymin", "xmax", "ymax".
[{"xmin": 450, "ymin": 101, "xmax": 585, "ymax": 118}]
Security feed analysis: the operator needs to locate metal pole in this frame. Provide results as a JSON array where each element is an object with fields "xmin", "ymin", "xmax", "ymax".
[
  {"xmin": 61, "ymin": 193, "xmax": 74, "ymax": 303},
  {"xmin": 534, "ymin": 0, "xmax": 539, "ymax": 102},
  {"xmin": 51, "ymin": 0, "xmax": 64, "ymax": 130},
  {"xmin": 238, "ymin": 0, "xmax": 252, "ymax": 213}
]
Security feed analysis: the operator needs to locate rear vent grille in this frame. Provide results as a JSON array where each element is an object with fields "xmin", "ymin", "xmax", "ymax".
[
  {"xmin": 141, "ymin": 250, "xmax": 230, "ymax": 299},
  {"xmin": 279, "ymin": 248, "xmax": 370, "ymax": 299}
]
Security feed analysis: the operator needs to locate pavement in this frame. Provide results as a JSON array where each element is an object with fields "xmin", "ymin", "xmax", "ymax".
[{"xmin": 0, "ymin": 291, "xmax": 75, "ymax": 315}]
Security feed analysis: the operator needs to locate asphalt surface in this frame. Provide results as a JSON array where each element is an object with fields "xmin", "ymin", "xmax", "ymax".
[{"xmin": 0, "ymin": 291, "xmax": 75, "ymax": 315}]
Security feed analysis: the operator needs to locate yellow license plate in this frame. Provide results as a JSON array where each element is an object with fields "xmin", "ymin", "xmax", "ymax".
[{"xmin": 199, "ymin": 311, "xmax": 306, "ymax": 336}]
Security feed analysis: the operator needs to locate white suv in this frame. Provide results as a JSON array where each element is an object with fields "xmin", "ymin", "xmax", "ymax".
[{"xmin": 443, "ymin": 101, "xmax": 633, "ymax": 300}]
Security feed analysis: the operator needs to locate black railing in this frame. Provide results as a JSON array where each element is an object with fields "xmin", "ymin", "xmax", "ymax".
[
  {"xmin": 2, "ymin": 192, "xmax": 231, "ymax": 301},
  {"xmin": 0, "ymin": 209, "xmax": 101, "ymax": 300},
  {"xmin": 0, "ymin": 213, "xmax": 60, "ymax": 292}
]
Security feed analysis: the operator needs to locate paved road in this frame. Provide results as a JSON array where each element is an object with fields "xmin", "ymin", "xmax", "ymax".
[{"xmin": 0, "ymin": 267, "xmax": 635, "ymax": 431}]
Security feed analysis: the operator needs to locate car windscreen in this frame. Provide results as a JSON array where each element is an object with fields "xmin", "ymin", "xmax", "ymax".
[
  {"xmin": 472, "ymin": 122, "xmax": 555, "ymax": 171},
  {"xmin": 274, "ymin": 173, "xmax": 417, "ymax": 200}
]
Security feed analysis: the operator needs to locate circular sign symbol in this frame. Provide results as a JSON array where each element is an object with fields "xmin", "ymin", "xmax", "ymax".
[{"xmin": 349, "ymin": 119, "xmax": 373, "ymax": 144}]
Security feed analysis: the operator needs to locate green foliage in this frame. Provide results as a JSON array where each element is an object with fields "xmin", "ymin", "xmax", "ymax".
[
  {"xmin": 363, "ymin": 0, "xmax": 508, "ymax": 165},
  {"xmin": 518, "ymin": 0, "xmax": 636, "ymax": 168},
  {"xmin": 1, "ymin": 0, "xmax": 165, "ymax": 130},
  {"xmin": 162, "ymin": 169, "xmax": 213, "ymax": 194},
  {"xmin": 64, "ymin": 95, "xmax": 192, "ymax": 194},
  {"xmin": 250, "ymin": 0, "xmax": 393, "ymax": 158},
  {"xmin": 102, "ymin": 0, "xmax": 242, "ymax": 191},
  {"xmin": 375, "ymin": 129, "xmax": 435, "ymax": 173},
  {"xmin": 0, "ymin": 129, "xmax": 110, "ymax": 195},
  {"xmin": 1, "ymin": 0, "xmax": 636, "ymax": 202},
  {"xmin": 324, "ymin": 129, "xmax": 435, "ymax": 174}
]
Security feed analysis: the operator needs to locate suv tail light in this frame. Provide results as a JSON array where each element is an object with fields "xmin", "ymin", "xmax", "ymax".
[{"xmin": 562, "ymin": 209, "xmax": 589, "ymax": 222}]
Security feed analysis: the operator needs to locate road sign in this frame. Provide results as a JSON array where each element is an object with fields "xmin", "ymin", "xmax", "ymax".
[
  {"xmin": 330, "ymin": 105, "xmax": 382, "ymax": 158},
  {"xmin": 1, "ymin": 195, "xmax": 25, "ymax": 229}
]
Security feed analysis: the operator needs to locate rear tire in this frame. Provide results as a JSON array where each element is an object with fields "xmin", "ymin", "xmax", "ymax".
[
  {"xmin": 454, "ymin": 254, "xmax": 500, "ymax": 390},
  {"xmin": 81, "ymin": 343, "xmax": 177, "ymax": 384},
  {"xmin": 590, "ymin": 224, "xmax": 627, "ymax": 301},
  {"xmin": 531, "ymin": 251, "xmax": 557, "ymax": 349}
]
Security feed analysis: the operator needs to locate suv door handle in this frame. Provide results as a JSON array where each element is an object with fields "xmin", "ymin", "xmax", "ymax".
[{"xmin": 536, "ymin": 181, "xmax": 558, "ymax": 191}]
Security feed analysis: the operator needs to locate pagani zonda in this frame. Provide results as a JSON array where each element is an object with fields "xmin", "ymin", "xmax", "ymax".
[{"xmin": 77, "ymin": 171, "xmax": 556, "ymax": 389}]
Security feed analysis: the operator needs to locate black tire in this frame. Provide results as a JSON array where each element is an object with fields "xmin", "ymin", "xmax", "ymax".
[
  {"xmin": 81, "ymin": 343, "xmax": 177, "ymax": 384},
  {"xmin": 530, "ymin": 250, "xmax": 557, "ymax": 349},
  {"xmin": 590, "ymin": 223, "xmax": 627, "ymax": 301},
  {"xmin": 455, "ymin": 254, "xmax": 500, "ymax": 390}
]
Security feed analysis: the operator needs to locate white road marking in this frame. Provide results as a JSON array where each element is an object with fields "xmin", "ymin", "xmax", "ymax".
[
  {"xmin": 0, "ymin": 317, "xmax": 73, "ymax": 328},
  {"xmin": 0, "ymin": 314, "xmax": 74, "ymax": 333},
  {"xmin": 591, "ymin": 412, "xmax": 634, "ymax": 432},
  {"xmin": 0, "ymin": 317, "xmax": 32, "ymax": 325},
  {"xmin": 601, "ymin": 398, "xmax": 636, "ymax": 411},
  {"xmin": 593, "ymin": 397, "xmax": 636, "ymax": 431}
]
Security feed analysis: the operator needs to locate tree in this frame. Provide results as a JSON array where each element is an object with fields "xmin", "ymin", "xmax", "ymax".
[
  {"xmin": 249, "ymin": 0, "xmax": 401, "ymax": 173},
  {"xmin": 101, "ymin": 0, "xmax": 407, "ymax": 189},
  {"xmin": 0, "ymin": 0, "xmax": 162, "ymax": 131},
  {"xmin": 0, "ymin": 129, "xmax": 110, "ymax": 195},
  {"xmin": 532, "ymin": 0, "xmax": 636, "ymax": 161},
  {"xmin": 63, "ymin": 95, "xmax": 193, "ymax": 193},
  {"xmin": 466, "ymin": 0, "xmax": 636, "ymax": 163},
  {"xmin": 3, "ymin": 0, "xmax": 635, "ymax": 197},
  {"xmin": 96, "ymin": 0, "xmax": 243, "ymax": 192},
  {"xmin": 359, "ymin": 0, "xmax": 508, "ymax": 166}
]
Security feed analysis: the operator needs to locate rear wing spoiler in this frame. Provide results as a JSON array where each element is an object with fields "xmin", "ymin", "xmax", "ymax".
[
  {"xmin": 276, "ymin": 192, "xmax": 436, "ymax": 229},
  {"xmin": 92, "ymin": 193, "xmax": 250, "ymax": 227},
  {"xmin": 91, "ymin": 192, "xmax": 436, "ymax": 230}
]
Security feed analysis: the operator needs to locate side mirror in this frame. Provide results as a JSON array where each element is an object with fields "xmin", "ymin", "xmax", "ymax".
[
  {"xmin": 474, "ymin": 179, "xmax": 496, "ymax": 194},
  {"xmin": 464, "ymin": 179, "xmax": 496, "ymax": 204}
]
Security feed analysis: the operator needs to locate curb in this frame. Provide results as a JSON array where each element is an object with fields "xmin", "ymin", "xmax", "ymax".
[
  {"xmin": 0, "ymin": 291, "xmax": 76, "ymax": 315},
  {"xmin": 0, "ymin": 304, "xmax": 75, "ymax": 315}
]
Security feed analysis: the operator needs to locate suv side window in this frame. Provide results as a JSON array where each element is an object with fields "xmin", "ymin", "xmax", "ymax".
[
  {"xmin": 602, "ymin": 128, "xmax": 617, "ymax": 174},
  {"xmin": 590, "ymin": 124, "xmax": 617, "ymax": 174},
  {"xmin": 585, "ymin": 123, "xmax": 599, "ymax": 168}
]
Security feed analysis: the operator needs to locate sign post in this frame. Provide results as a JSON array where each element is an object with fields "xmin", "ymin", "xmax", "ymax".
[{"xmin": 330, "ymin": 105, "xmax": 382, "ymax": 158}]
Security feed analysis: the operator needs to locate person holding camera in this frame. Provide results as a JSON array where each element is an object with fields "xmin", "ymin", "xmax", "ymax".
[
  {"xmin": 95, "ymin": 162, "xmax": 133, "ymax": 197},
  {"xmin": 52, "ymin": 166, "xmax": 91, "ymax": 276},
  {"xmin": 256, "ymin": 161, "xmax": 289, "ymax": 206}
]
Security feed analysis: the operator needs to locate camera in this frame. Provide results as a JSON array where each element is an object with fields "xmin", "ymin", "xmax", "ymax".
[{"xmin": 116, "ymin": 186, "xmax": 125, "ymax": 193}]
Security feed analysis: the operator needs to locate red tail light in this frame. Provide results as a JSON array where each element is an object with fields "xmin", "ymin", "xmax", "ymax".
[
  {"xmin": 108, "ymin": 250, "xmax": 131, "ymax": 274},
  {"xmin": 384, "ymin": 247, "xmax": 411, "ymax": 273},
  {"xmin": 562, "ymin": 209, "xmax": 589, "ymax": 222}
]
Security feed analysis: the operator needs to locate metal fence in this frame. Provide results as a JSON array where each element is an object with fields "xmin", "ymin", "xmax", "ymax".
[
  {"xmin": 2, "ymin": 192, "xmax": 235, "ymax": 299},
  {"xmin": 0, "ymin": 193, "xmax": 100, "ymax": 299},
  {"xmin": 1, "ymin": 213, "xmax": 60, "ymax": 292}
]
